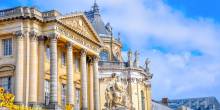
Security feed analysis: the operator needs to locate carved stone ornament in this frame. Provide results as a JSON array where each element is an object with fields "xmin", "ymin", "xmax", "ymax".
[
  {"xmin": 92, "ymin": 56, "xmax": 99, "ymax": 63},
  {"xmin": 13, "ymin": 31, "xmax": 24, "ymax": 39},
  {"xmin": 29, "ymin": 31, "xmax": 39, "ymax": 41},
  {"xmin": 80, "ymin": 49, "xmax": 87, "ymax": 56},
  {"xmin": 48, "ymin": 33, "xmax": 60, "ymax": 40},
  {"xmin": 104, "ymin": 73, "xmax": 131, "ymax": 110}
]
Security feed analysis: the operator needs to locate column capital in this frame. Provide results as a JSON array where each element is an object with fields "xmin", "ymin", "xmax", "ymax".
[
  {"xmin": 48, "ymin": 33, "xmax": 60, "ymax": 40},
  {"xmin": 66, "ymin": 42, "xmax": 74, "ymax": 48},
  {"xmin": 13, "ymin": 30, "xmax": 25, "ymax": 39},
  {"xmin": 80, "ymin": 49, "xmax": 87, "ymax": 56},
  {"xmin": 38, "ymin": 36, "xmax": 46, "ymax": 41},
  {"xmin": 92, "ymin": 56, "xmax": 99, "ymax": 63},
  {"xmin": 29, "ymin": 31, "xmax": 39, "ymax": 41}
]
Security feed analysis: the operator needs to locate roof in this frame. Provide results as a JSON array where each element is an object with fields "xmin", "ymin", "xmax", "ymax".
[
  {"xmin": 167, "ymin": 97, "xmax": 220, "ymax": 110},
  {"xmin": 84, "ymin": 2, "xmax": 112, "ymax": 37},
  {"xmin": 152, "ymin": 100, "xmax": 173, "ymax": 110}
]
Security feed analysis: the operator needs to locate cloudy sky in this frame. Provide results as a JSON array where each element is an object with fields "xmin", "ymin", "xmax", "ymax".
[{"xmin": 1, "ymin": 0, "xmax": 220, "ymax": 101}]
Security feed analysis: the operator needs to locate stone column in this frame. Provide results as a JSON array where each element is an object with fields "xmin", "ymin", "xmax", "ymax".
[
  {"xmin": 80, "ymin": 49, "xmax": 88, "ymax": 110},
  {"xmin": 66, "ymin": 42, "xmax": 74, "ymax": 106},
  {"xmin": 89, "ymin": 59, "xmax": 94, "ymax": 110},
  {"xmin": 93, "ymin": 56, "xmax": 100, "ymax": 110},
  {"xmin": 28, "ymin": 31, "xmax": 38, "ymax": 106},
  {"xmin": 14, "ymin": 31, "xmax": 24, "ymax": 105},
  {"xmin": 49, "ymin": 33, "xmax": 59, "ymax": 109},
  {"xmin": 38, "ymin": 36, "xmax": 45, "ymax": 106}
]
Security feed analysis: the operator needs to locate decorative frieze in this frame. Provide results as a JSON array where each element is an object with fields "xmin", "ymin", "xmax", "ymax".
[{"xmin": 55, "ymin": 26, "xmax": 99, "ymax": 52}]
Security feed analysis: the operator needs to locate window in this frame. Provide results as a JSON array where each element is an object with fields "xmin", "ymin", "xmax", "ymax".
[
  {"xmin": 0, "ymin": 77, "xmax": 11, "ymax": 93},
  {"xmin": 44, "ymin": 80, "xmax": 50, "ymax": 105},
  {"xmin": 75, "ymin": 56, "xmax": 79, "ymax": 72},
  {"xmin": 2, "ymin": 38, "xmax": 12, "ymax": 56},
  {"xmin": 61, "ymin": 52, "xmax": 66, "ymax": 65},
  {"xmin": 141, "ymin": 91, "xmax": 146, "ymax": 110},
  {"xmin": 100, "ymin": 50, "xmax": 109, "ymax": 61},
  {"xmin": 46, "ymin": 46, "xmax": 50, "ymax": 60},
  {"xmin": 61, "ymin": 84, "xmax": 66, "ymax": 105},
  {"xmin": 75, "ymin": 88, "xmax": 80, "ymax": 110}
]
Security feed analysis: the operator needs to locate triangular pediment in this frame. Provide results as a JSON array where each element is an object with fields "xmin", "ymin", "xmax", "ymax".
[{"xmin": 57, "ymin": 13, "xmax": 102, "ymax": 44}]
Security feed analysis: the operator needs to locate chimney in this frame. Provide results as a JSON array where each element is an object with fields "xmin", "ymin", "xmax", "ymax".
[
  {"xmin": 134, "ymin": 50, "xmax": 139, "ymax": 67},
  {"xmin": 162, "ymin": 98, "xmax": 169, "ymax": 106},
  {"xmin": 128, "ymin": 49, "xmax": 133, "ymax": 67}
]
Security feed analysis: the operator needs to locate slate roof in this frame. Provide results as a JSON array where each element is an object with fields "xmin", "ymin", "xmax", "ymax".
[
  {"xmin": 167, "ymin": 97, "xmax": 220, "ymax": 110},
  {"xmin": 84, "ymin": 2, "xmax": 112, "ymax": 37}
]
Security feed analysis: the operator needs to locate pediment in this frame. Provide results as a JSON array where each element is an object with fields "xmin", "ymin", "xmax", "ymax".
[{"xmin": 58, "ymin": 13, "xmax": 102, "ymax": 44}]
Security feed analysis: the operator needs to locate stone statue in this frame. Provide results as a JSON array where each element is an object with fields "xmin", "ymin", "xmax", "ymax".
[
  {"xmin": 145, "ymin": 58, "xmax": 150, "ymax": 73},
  {"xmin": 104, "ymin": 73, "xmax": 130, "ymax": 110}
]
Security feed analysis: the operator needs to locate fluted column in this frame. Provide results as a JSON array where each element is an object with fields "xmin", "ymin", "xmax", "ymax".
[
  {"xmin": 28, "ymin": 31, "xmax": 38, "ymax": 106},
  {"xmin": 14, "ymin": 31, "xmax": 24, "ymax": 105},
  {"xmin": 49, "ymin": 34, "xmax": 59, "ymax": 107},
  {"xmin": 66, "ymin": 42, "xmax": 74, "ymax": 107},
  {"xmin": 38, "ymin": 36, "xmax": 45, "ymax": 105},
  {"xmin": 80, "ymin": 49, "xmax": 88, "ymax": 110},
  {"xmin": 93, "ymin": 56, "xmax": 100, "ymax": 110}
]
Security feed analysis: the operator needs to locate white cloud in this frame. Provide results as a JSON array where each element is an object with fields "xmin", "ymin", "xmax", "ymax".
[{"xmin": 12, "ymin": 0, "xmax": 220, "ymax": 100}]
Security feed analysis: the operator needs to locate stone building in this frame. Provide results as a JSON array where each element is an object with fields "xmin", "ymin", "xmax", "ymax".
[
  {"xmin": 152, "ymin": 100, "xmax": 173, "ymax": 110},
  {"xmin": 0, "ymin": 2, "xmax": 153, "ymax": 110},
  {"xmin": 164, "ymin": 97, "xmax": 220, "ymax": 110},
  {"xmin": 85, "ymin": 2, "xmax": 153, "ymax": 110}
]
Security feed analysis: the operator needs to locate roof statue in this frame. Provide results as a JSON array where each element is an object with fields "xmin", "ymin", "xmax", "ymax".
[{"xmin": 145, "ymin": 58, "xmax": 150, "ymax": 73}]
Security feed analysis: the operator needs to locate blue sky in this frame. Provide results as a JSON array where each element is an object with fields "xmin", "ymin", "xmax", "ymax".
[{"xmin": 1, "ymin": 0, "xmax": 220, "ymax": 101}]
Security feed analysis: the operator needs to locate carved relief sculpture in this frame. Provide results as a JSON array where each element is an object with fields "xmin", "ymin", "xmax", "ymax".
[{"xmin": 104, "ymin": 73, "xmax": 131, "ymax": 110}]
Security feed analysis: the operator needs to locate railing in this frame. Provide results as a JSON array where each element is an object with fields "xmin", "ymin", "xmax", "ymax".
[
  {"xmin": 99, "ymin": 61, "xmax": 127, "ymax": 69},
  {"xmin": 0, "ymin": 7, "xmax": 23, "ymax": 18},
  {"xmin": 0, "ymin": 7, "xmax": 61, "ymax": 21}
]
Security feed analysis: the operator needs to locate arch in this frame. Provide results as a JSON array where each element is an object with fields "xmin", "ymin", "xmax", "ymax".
[
  {"xmin": 0, "ymin": 64, "xmax": 15, "ymax": 77},
  {"xmin": 141, "ymin": 90, "xmax": 146, "ymax": 110},
  {"xmin": 0, "ymin": 64, "xmax": 15, "ymax": 72},
  {"xmin": 99, "ymin": 50, "xmax": 109, "ymax": 61}
]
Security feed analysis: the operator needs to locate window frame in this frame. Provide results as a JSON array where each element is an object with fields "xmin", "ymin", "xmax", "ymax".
[
  {"xmin": 99, "ymin": 50, "xmax": 109, "ymax": 61},
  {"xmin": 0, "ymin": 76, "xmax": 12, "ymax": 93},
  {"xmin": 2, "ymin": 38, "xmax": 13, "ymax": 57},
  {"xmin": 61, "ymin": 52, "xmax": 66, "ymax": 66}
]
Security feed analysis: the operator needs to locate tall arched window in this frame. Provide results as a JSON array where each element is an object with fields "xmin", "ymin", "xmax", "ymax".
[
  {"xmin": 141, "ymin": 90, "xmax": 146, "ymax": 110},
  {"xmin": 99, "ymin": 50, "xmax": 109, "ymax": 61}
]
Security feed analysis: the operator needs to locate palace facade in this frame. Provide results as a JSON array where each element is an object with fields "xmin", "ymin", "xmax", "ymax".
[{"xmin": 0, "ymin": 3, "xmax": 152, "ymax": 110}]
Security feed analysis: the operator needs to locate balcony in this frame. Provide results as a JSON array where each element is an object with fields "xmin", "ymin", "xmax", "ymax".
[{"xmin": 98, "ymin": 61, "xmax": 128, "ymax": 69}]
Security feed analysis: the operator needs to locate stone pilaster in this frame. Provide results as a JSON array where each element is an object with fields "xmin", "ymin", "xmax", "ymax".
[
  {"xmin": 14, "ymin": 31, "xmax": 24, "ymax": 105},
  {"xmin": 66, "ymin": 42, "xmax": 74, "ymax": 107},
  {"xmin": 38, "ymin": 36, "xmax": 46, "ymax": 106},
  {"xmin": 48, "ymin": 33, "xmax": 60, "ymax": 109},
  {"xmin": 28, "ymin": 31, "xmax": 38, "ymax": 106},
  {"xmin": 93, "ymin": 56, "xmax": 100, "ymax": 110},
  {"xmin": 80, "ymin": 49, "xmax": 88, "ymax": 110}
]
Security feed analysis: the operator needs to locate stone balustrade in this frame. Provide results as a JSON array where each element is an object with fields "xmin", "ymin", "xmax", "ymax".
[{"xmin": 0, "ymin": 6, "xmax": 61, "ymax": 21}]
